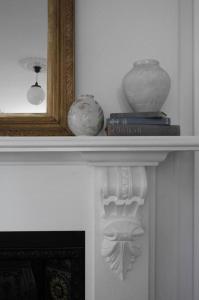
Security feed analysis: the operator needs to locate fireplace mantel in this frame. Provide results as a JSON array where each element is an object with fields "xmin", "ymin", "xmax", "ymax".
[
  {"xmin": 0, "ymin": 136, "xmax": 198, "ymax": 166},
  {"xmin": 0, "ymin": 136, "xmax": 198, "ymax": 283}
]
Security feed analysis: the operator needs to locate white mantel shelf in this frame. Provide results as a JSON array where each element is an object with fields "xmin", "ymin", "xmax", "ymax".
[
  {"xmin": 0, "ymin": 136, "xmax": 198, "ymax": 166},
  {"xmin": 0, "ymin": 136, "xmax": 198, "ymax": 151}
]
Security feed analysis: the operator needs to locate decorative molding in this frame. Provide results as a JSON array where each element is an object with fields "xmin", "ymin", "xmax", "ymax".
[
  {"xmin": 0, "ymin": 136, "xmax": 198, "ymax": 152},
  {"xmin": 100, "ymin": 166, "xmax": 147, "ymax": 280},
  {"xmin": 0, "ymin": 136, "xmax": 197, "ymax": 166},
  {"xmin": 148, "ymin": 167, "xmax": 157, "ymax": 300}
]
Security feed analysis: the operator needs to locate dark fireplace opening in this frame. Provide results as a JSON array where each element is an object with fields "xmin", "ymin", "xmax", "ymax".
[{"xmin": 0, "ymin": 231, "xmax": 85, "ymax": 300}]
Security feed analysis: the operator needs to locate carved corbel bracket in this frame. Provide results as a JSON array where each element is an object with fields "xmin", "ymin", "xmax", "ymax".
[{"xmin": 100, "ymin": 167, "xmax": 148, "ymax": 280}]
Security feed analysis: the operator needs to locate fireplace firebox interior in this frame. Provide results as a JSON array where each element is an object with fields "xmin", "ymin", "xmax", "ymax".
[{"xmin": 0, "ymin": 231, "xmax": 85, "ymax": 300}]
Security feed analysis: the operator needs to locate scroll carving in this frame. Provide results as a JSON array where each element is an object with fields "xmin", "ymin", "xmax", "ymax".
[{"xmin": 101, "ymin": 167, "xmax": 147, "ymax": 280}]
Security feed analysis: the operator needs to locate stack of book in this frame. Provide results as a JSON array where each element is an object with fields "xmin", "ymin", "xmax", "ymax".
[{"xmin": 106, "ymin": 112, "xmax": 180, "ymax": 136}]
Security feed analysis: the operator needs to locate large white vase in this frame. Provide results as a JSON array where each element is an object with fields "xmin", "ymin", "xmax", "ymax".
[{"xmin": 122, "ymin": 59, "xmax": 171, "ymax": 112}]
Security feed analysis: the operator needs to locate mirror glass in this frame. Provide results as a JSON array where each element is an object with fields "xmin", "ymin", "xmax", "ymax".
[{"xmin": 0, "ymin": 0, "xmax": 47, "ymax": 114}]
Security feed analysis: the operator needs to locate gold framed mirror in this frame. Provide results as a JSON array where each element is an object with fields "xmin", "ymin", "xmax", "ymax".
[{"xmin": 0, "ymin": 0, "xmax": 74, "ymax": 136}]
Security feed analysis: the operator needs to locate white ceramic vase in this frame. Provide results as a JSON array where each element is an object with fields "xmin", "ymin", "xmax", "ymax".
[
  {"xmin": 67, "ymin": 95, "xmax": 104, "ymax": 136},
  {"xmin": 122, "ymin": 59, "xmax": 171, "ymax": 112}
]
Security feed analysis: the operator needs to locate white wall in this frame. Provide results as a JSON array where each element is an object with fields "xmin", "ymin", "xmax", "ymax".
[{"xmin": 75, "ymin": 0, "xmax": 193, "ymax": 135}]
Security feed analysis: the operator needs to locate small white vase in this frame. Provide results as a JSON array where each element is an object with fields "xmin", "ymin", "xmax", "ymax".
[
  {"xmin": 122, "ymin": 59, "xmax": 171, "ymax": 112},
  {"xmin": 68, "ymin": 95, "xmax": 104, "ymax": 136}
]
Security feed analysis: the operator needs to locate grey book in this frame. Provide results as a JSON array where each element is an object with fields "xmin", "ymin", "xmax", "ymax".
[{"xmin": 107, "ymin": 124, "xmax": 180, "ymax": 136}]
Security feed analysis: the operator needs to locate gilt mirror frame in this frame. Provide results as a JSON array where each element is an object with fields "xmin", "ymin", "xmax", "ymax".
[{"xmin": 0, "ymin": 0, "xmax": 74, "ymax": 136}]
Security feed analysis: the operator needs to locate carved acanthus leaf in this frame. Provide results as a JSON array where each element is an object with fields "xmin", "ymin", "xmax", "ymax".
[{"xmin": 101, "ymin": 218, "xmax": 144, "ymax": 279}]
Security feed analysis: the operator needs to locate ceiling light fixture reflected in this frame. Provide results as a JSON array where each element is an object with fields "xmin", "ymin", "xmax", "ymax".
[
  {"xmin": 27, "ymin": 65, "xmax": 45, "ymax": 105},
  {"xmin": 19, "ymin": 57, "xmax": 47, "ymax": 106}
]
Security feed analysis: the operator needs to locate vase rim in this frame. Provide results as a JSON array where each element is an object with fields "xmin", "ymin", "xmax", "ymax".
[
  {"xmin": 133, "ymin": 59, "xmax": 159, "ymax": 66},
  {"xmin": 79, "ymin": 94, "xmax": 94, "ymax": 99}
]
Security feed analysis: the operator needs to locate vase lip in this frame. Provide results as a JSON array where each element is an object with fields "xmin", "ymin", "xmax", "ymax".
[
  {"xmin": 133, "ymin": 59, "xmax": 159, "ymax": 67},
  {"xmin": 79, "ymin": 94, "xmax": 94, "ymax": 99}
]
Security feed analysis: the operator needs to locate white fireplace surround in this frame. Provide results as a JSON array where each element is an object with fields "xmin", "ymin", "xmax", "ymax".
[{"xmin": 0, "ymin": 136, "xmax": 198, "ymax": 295}]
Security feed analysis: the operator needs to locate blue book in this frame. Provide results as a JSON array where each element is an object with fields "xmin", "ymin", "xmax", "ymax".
[
  {"xmin": 107, "ymin": 117, "xmax": 171, "ymax": 125},
  {"xmin": 110, "ymin": 112, "xmax": 167, "ymax": 119}
]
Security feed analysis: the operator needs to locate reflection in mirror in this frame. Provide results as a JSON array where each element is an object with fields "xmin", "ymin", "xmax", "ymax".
[{"xmin": 0, "ymin": 0, "xmax": 47, "ymax": 113}]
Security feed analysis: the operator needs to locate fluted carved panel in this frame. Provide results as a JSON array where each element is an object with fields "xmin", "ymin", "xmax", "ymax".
[{"xmin": 100, "ymin": 167, "xmax": 147, "ymax": 280}]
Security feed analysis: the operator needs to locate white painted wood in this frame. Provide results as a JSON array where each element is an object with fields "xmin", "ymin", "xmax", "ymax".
[
  {"xmin": 0, "ymin": 136, "xmax": 197, "ymax": 152},
  {"xmin": 194, "ymin": 0, "xmax": 199, "ymax": 135},
  {"xmin": 156, "ymin": 152, "xmax": 194, "ymax": 300},
  {"xmin": 156, "ymin": 154, "xmax": 179, "ymax": 300},
  {"xmin": 147, "ymin": 167, "xmax": 157, "ymax": 300},
  {"xmin": 178, "ymin": 0, "xmax": 194, "ymax": 135},
  {"xmin": 175, "ymin": 152, "xmax": 193, "ymax": 300},
  {"xmin": 0, "ymin": 136, "xmax": 196, "ymax": 298},
  {"xmin": 193, "ymin": 0, "xmax": 199, "ymax": 299},
  {"xmin": 0, "ymin": 137, "xmax": 197, "ymax": 167},
  {"xmin": 194, "ymin": 153, "xmax": 199, "ymax": 300}
]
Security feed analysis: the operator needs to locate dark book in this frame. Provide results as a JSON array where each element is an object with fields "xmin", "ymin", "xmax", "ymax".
[
  {"xmin": 107, "ymin": 124, "xmax": 180, "ymax": 136},
  {"xmin": 110, "ymin": 112, "xmax": 167, "ymax": 119},
  {"xmin": 107, "ymin": 117, "xmax": 170, "ymax": 125}
]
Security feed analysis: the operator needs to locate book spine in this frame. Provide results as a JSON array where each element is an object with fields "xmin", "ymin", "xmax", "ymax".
[
  {"xmin": 110, "ymin": 112, "xmax": 166, "ymax": 118},
  {"xmin": 107, "ymin": 124, "xmax": 180, "ymax": 136},
  {"xmin": 107, "ymin": 117, "xmax": 170, "ymax": 125}
]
